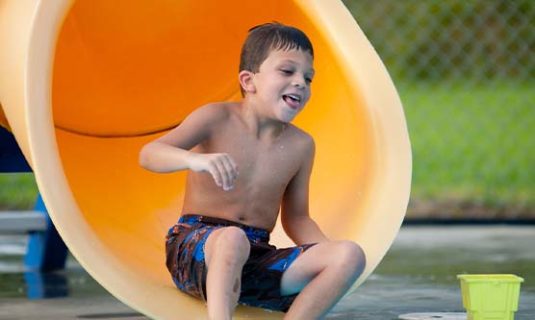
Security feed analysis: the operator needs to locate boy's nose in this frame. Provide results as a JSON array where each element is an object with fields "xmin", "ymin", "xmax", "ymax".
[{"xmin": 291, "ymin": 76, "xmax": 306, "ymax": 88}]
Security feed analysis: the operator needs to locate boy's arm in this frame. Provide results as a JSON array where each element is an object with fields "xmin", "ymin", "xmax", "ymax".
[
  {"xmin": 139, "ymin": 103, "xmax": 238, "ymax": 190},
  {"xmin": 281, "ymin": 136, "xmax": 329, "ymax": 245}
]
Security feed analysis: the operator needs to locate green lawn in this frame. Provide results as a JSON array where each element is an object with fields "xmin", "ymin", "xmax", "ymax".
[
  {"xmin": 399, "ymin": 80, "xmax": 534, "ymax": 214},
  {"xmin": 0, "ymin": 173, "xmax": 38, "ymax": 210}
]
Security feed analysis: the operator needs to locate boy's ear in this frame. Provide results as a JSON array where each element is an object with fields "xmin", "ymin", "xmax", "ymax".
[{"xmin": 239, "ymin": 70, "xmax": 256, "ymax": 94}]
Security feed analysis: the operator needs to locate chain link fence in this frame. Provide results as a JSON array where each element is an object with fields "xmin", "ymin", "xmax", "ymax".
[{"xmin": 343, "ymin": 0, "xmax": 534, "ymax": 219}]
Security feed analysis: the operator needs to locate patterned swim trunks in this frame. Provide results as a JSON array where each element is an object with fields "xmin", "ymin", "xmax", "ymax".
[{"xmin": 165, "ymin": 214, "xmax": 317, "ymax": 312}]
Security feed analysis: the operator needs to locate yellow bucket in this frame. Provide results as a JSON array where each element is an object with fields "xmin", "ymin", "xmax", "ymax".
[
  {"xmin": 1, "ymin": 1, "xmax": 411, "ymax": 318},
  {"xmin": 457, "ymin": 274, "xmax": 524, "ymax": 320}
]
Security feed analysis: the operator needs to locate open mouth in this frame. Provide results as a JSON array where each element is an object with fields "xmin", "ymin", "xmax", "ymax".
[{"xmin": 282, "ymin": 94, "xmax": 301, "ymax": 110}]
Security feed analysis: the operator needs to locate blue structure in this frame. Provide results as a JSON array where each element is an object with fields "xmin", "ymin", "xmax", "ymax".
[
  {"xmin": 1, "ymin": 126, "xmax": 68, "ymax": 272},
  {"xmin": 0, "ymin": 125, "xmax": 32, "ymax": 172},
  {"xmin": 24, "ymin": 194, "xmax": 68, "ymax": 272},
  {"xmin": 24, "ymin": 271, "xmax": 69, "ymax": 299}
]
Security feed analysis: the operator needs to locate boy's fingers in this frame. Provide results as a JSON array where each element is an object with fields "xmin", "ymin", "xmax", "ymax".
[
  {"xmin": 208, "ymin": 165, "xmax": 223, "ymax": 187},
  {"xmin": 222, "ymin": 156, "xmax": 237, "ymax": 181},
  {"xmin": 226, "ymin": 155, "xmax": 239, "ymax": 178},
  {"xmin": 220, "ymin": 158, "xmax": 235, "ymax": 191},
  {"xmin": 213, "ymin": 159, "xmax": 229, "ymax": 189},
  {"xmin": 220, "ymin": 162, "xmax": 233, "ymax": 187},
  {"xmin": 206, "ymin": 154, "xmax": 237, "ymax": 191}
]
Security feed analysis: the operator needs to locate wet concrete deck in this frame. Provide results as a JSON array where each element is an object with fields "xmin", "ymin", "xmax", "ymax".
[{"xmin": 1, "ymin": 225, "xmax": 534, "ymax": 319}]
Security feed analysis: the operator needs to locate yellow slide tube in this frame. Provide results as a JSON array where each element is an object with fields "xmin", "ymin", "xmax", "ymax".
[{"xmin": 0, "ymin": 1, "xmax": 411, "ymax": 318}]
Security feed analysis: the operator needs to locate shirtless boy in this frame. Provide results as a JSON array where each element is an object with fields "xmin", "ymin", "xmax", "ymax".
[{"xmin": 139, "ymin": 23, "xmax": 366, "ymax": 320}]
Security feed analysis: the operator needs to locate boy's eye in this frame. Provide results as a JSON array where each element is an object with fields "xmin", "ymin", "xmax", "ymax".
[
  {"xmin": 305, "ymin": 77, "xmax": 313, "ymax": 84},
  {"xmin": 280, "ymin": 69, "xmax": 293, "ymax": 75}
]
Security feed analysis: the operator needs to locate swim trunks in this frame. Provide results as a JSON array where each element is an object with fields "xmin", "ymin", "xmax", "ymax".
[{"xmin": 165, "ymin": 214, "xmax": 317, "ymax": 312}]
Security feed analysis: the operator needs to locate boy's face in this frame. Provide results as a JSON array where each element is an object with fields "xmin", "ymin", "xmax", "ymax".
[{"xmin": 251, "ymin": 49, "xmax": 314, "ymax": 123}]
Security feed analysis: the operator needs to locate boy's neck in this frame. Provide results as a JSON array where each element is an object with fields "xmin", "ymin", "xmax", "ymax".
[{"xmin": 239, "ymin": 100, "xmax": 288, "ymax": 142}]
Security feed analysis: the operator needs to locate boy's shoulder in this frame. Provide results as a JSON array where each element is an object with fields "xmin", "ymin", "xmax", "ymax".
[
  {"xmin": 191, "ymin": 101, "xmax": 236, "ymax": 117},
  {"xmin": 185, "ymin": 101, "xmax": 238, "ymax": 126},
  {"xmin": 285, "ymin": 124, "xmax": 315, "ymax": 152}
]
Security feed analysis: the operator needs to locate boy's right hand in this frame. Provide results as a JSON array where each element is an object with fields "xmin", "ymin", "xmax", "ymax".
[{"xmin": 188, "ymin": 153, "xmax": 239, "ymax": 191}]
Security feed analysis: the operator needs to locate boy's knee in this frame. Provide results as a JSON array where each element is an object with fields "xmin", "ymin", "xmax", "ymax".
[
  {"xmin": 335, "ymin": 241, "xmax": 366, "ymax": 274},
  {"xmin": 216, "ymin": 227, "xmax": 251, "ymax": 261}
]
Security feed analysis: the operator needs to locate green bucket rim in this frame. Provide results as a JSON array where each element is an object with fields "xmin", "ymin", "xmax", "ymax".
[{"xmin": 457, "ymin": 274, "xmax": 524, "ymax": 283}]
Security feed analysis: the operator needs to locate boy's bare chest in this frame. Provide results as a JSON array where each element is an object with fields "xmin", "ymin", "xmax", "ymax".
[{"xmin": 206, "ymin": 130, "xmax": 301, "ymax": 188}]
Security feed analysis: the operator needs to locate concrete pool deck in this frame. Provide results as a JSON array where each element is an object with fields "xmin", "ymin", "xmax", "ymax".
[{"xmin": 1, "ymin": 225, "xmax": 534, "ymax": 319}]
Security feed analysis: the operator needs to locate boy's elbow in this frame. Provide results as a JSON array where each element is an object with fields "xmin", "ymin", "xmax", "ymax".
[{"xmin": 138, "ymin": 144, "xmax": 154, "ymax": 170}]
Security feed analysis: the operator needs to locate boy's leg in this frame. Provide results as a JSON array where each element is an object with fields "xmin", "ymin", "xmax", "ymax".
[
  {"xmin": 203, "ymin": 226, "xmax": 251, "ymax": 320},
  {"xmin": 280, "ymin": 240, "xmax": 366, "ymax": 320}
]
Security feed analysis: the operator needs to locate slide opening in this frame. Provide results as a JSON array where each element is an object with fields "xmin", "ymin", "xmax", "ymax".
[{"xmin": 27, "ymin": 0, "xmax": 398, "ymax": 318}]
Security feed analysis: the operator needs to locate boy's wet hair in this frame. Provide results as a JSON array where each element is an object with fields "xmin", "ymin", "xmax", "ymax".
[{"xmin": 239, "ymin": 22, "xmax": 314, "ymax": 95}]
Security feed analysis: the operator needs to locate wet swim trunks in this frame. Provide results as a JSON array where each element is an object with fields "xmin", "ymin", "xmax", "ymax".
[{"xmin": 165, "ymin": 214, "xmax": 317, "ymax": 312}]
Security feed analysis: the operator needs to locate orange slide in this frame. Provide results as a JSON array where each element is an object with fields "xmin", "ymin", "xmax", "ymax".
[{"xmin": 0, "ymin": 1, "xmax": 411, "ymax": 319}]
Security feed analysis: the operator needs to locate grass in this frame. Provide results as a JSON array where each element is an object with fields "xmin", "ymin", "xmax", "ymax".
[
  {"xmin": 398, "ymin": 80, "xmax": 534, "ymax": 217},
  {"xmin": 0, "ymin": 173, "xmax": 38, "ymax": 210},
  {"xmin": 0, "ymin": 81, "xmax": 533, "ymax": 218}
]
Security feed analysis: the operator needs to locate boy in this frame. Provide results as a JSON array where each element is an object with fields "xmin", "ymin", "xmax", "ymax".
[{"xmin": 139, "ymin": 23, "xmax": 366, "ymax": 320}]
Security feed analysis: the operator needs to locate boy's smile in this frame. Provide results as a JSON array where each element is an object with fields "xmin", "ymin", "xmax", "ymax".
[{"xmin": 249, "ymin": 49, "xmax": 314, "ymax": 123}]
